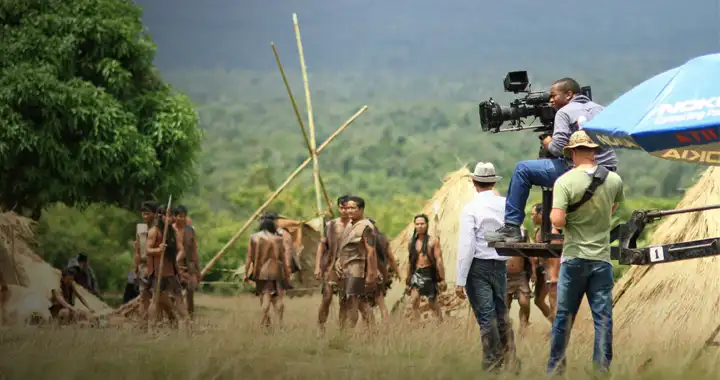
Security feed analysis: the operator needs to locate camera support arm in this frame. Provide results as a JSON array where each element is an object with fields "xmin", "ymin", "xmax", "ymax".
[{"xmin": 611, "ymin": 204, "xmax": 720, "ymax": 265}]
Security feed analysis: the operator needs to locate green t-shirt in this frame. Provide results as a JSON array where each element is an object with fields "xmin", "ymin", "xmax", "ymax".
[{"xmin": 553, "ymin": 166, "xmax": 625, "ymax": 262}]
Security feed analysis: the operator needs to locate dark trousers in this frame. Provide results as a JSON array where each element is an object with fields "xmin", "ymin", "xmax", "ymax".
[
  {"xmin": 465, "ymin": 258, "xmax": 516, "ymax": 371},
  {"xmin": 547, "ymin": 258, "xmax": 614, "ymax": 375}
]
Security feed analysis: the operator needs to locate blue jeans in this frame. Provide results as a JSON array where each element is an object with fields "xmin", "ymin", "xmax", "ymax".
[
  {"xmin": 547, "ymin": 258, "xmax": 614, "ymax": 375},
  {"xmin": 505, "ymin": 158, "xmax": 569, "ymax": 226},
  {"xmin": 465, "ymin": 259, "xmax": 516, "ymax": 371}
]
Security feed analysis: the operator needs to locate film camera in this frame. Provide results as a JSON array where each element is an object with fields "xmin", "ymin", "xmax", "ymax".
[{"xmin": 478, "ymin": 71, "xmax": 592, "ymax": 158}]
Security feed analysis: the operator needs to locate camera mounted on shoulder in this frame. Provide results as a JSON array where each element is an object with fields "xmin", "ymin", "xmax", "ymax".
[{"xmin": 478, "ymin": 71, "xmax": 592, "ymax": 158}]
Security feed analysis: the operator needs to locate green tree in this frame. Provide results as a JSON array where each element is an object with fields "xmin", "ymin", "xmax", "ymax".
[{"xmin": 0, "ymin": 0, "xmax": 202, "ymax": 218}]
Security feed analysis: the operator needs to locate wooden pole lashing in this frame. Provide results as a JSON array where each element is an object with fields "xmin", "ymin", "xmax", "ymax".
[
  {"xmin": 293, "ymin": 13, "xmax": 325, "ymax": 237},
  {"xmin": 199, "ymin": 105, "xmax": 368, "ymax": 278},
  {"xmin": 270, "ymin": 42, "xmax": 334, "ymax": 217}
]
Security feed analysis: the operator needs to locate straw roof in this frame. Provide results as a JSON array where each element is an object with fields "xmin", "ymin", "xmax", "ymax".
[
  {"xmin": 386, "ymin": 167, "xmax": 477, "ymax": 319},
  {"xmin": 0, "ymin": 212, "xmax": 111, "ymax": 325},
  {"xmin": 588, "ymin": 167, "xmax": 720, "ymax": 348}
]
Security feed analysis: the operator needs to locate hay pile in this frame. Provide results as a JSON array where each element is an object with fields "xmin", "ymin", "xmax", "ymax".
[
  {"xmin": 608, "ymin": 167, "xmax": 720, "ymax": 348},
  {"xmin": 386, "ymin": 167, "xmax": 477, "ymax": 319},
  {"xmin": 0, "ymin": 212, "xmax": 111, "ymax": 325}
]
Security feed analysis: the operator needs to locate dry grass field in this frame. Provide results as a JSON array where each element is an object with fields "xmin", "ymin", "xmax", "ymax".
[{"xmin": 1, "ymin": 292, "xmax": 719, "ymax": 380}]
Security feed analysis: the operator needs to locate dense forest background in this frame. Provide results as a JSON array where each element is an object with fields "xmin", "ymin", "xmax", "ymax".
[{"xmin": 34, "ymin": 0, "xmax": 719, "ymax": 292}]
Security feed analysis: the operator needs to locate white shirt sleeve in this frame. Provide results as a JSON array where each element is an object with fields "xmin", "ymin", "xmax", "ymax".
[{"xmin": 455, "ymin": 207, "xmax": 476, "ymax": 287}]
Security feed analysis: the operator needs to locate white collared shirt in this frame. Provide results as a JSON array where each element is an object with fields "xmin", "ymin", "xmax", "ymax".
[{"xmin": 456, "ymin": 189, "xmax": 509, "ymax": 287}]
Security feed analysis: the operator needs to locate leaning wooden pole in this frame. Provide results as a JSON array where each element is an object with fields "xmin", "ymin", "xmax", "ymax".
[
  {"xmin": 199, "ymin": 106, "xmax": 368, "ymax": 278},
  {"xmin": 271, "ymin": 42, "xmax": 334, "ymax": 217},
  {"xmin": 293, "ymin": 13, "xmax": 325, "ymax": 231}
]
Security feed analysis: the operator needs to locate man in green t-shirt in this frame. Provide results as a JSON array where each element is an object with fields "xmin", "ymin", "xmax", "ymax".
[{"xmin": 547, "ymin": 130, "xmax": 624, "ymax": 376}]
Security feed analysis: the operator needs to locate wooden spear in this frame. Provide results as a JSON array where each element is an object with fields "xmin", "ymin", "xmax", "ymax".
[
  {"xmin": 199, "ymin": 105, "xmax": 368, "ymax": 278},
  {"xmin": 293, "ymin": 13, "xmax": 325, "ymax": 231},
  {"xmin": 271, "ymin": 41, "xmax": 334, "ymax": 217},
  {"xmin": 152, "ymin": 196, "xmax": 173, "ymax": 313}
]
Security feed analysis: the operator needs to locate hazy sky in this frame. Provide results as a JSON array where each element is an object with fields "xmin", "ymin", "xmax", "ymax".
[{"xmin": 135, "ymin": 0, "xmax": 719, "ymax": 74}]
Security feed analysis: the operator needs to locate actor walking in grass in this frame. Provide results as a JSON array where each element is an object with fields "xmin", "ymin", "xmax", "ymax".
[
  {"xmin": 405, "ymin": 214, "xmax": 446, "ymax": 323},
  {"xmin": 244, "ymin": 213, "xmax": 292, "ymax": 329}
]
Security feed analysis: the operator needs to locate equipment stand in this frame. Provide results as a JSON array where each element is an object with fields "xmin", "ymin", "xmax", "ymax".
[{"xmin": 490, "ymin": 187, "xmax": 563, "ymax": 258}]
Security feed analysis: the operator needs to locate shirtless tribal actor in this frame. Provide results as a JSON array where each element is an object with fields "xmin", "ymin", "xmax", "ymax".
[
  {"xmin": 530, "ymin": 203, "xmax": 560, "ymax": 321},
  {"xmin": 506, "ymin": 254, "xmax": 534, "ymax": 332},
  {"xmin": 405, "ymin": 214, "xmax": 446, "ymax": 322},
  {"xmin": 174, "ymin": 205, "xmax": 200, "ymax": 318},
  {"xmin": 243, "ymin": 213, "xmax": 292, "ymax": 329},
  {"xmin": 134, "ymin": 201, "xmax": 157, "ymax": 323},
  {"xmin": 145, "ymin": 206, "xmax": 189, "ymax": 328}
]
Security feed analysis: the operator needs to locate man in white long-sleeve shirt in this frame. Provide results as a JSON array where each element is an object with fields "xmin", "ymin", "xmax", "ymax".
[{"xmin": 456, "ymin": 162, "xmax": 519, "ymax": 373}]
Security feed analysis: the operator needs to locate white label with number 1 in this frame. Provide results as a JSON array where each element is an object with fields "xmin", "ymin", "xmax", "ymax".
[{"xmin": 649, "ymin": 246, "xmax": 665, "ymax": 263}]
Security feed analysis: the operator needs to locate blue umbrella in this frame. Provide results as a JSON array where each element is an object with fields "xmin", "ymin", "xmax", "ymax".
[{"xmin": 583, "ymin": 53, "xmax": 720, "ymax": 165}]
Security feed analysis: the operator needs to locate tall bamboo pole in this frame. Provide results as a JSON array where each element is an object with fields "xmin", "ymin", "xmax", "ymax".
[
  {"xmin": 293, "ymin": 13, "xmax": 325, "ymax": 234},
  {"xmin": 271, "ymin": 42, "xmax": 334, "ymax": 217},
  {"xmin": 199, "ymin": 106, "xmax": 368, "ymax": 278}
]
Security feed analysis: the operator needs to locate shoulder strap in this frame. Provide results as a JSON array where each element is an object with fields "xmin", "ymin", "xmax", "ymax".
[{"xmin": 567, "ymin": 166, "xmax": 610, "ymax": 213}]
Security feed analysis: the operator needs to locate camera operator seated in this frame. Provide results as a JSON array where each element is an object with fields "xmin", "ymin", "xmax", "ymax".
[{"xmin": 485, "ymin": 78, "xmax": 618, "ymax": 243}]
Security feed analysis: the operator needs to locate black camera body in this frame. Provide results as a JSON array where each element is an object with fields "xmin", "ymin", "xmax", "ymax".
[{"xmin": 478, "ymin": 71, "xmax": 592, "ymax": 158}]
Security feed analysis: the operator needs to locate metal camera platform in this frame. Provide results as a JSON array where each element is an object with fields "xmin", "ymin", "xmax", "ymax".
[{"xmin": 489, "ymin": 188, "xmax": 720, "ymax": 266}]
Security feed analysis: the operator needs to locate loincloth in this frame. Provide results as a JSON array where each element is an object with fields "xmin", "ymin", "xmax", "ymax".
[
  {"xmin": 358, "ymin": 273, "xmax": 386, "ymax": 304},
  {"xmin": 328, "ymin": 258, "xmax": 366, "ymax": 297},
  {"xmin": 410, "ymin": 267, "xmax": 437, "ymax": 301},
  {"xmin": 149, "ymin": 275, "xmax": 183, "ymax": 297},
  {"xmin": 254, "ymin": 278, "xmax": 290, "ymax": 297},
  {"xmin": 334, "ymin": 259, "xmax": 365, "ymax": 279},
  {"xmin": 508, "ymin": 271, "xmax": 531, "ymax": 298}
]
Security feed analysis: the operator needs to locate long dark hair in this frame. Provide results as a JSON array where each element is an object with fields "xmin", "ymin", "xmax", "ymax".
[
  {"xmin": 408, "ymin": 214, "xmax": 432, "ymax": 273},
  {"xmin": 258, "ymin": 215, "xmax": 278, "ymax": 234}
]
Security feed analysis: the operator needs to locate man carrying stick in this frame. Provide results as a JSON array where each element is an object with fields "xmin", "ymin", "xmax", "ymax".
[{"xmin": 145, "ymin": 205, "xmax": 189, "ymax": 328}]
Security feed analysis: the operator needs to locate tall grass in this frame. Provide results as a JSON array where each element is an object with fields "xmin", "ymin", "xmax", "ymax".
[{"xmin": 1, "ymin": 293, "xmax": 718, "ymax": 379}]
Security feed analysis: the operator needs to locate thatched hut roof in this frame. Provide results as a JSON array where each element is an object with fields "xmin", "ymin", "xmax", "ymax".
[
  {"xmin": 0, "ymin": 212, "xmax": 111, "ymax": 325},
  {"xmin": 592, "ymin": 167, "xmax": 720, "ymax": 348},
  {"xmin": 386, "ymin": 167, "xmax": 477, "ymax": 319}
]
